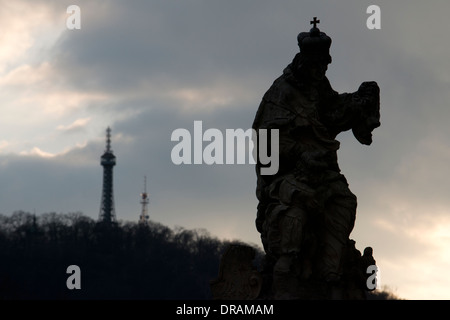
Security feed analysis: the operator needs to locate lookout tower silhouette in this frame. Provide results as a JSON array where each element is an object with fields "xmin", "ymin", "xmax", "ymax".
[{"xmin": 99, "ymin": 127, "xmax": 117, "ymax": 224}]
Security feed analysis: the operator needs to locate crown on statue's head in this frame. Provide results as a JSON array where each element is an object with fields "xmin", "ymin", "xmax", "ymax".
[{"xmin": 297, "ymin": 17, "xmax": 332, "ymax": 63}]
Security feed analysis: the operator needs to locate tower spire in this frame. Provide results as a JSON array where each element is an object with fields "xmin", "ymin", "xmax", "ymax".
[
  {"xmin": 106, "ymin": 126, "xmax": 112, "ymax": 152},
  {"xmin": 139, "ymin": 176, "xmax": 150, "ymax": 224},
  {"xmin": 99, "ymin": 127, "xmax": 117, "ymax": 224}
]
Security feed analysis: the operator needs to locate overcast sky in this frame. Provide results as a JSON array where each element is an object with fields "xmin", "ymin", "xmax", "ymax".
[{"xmin": 2, "ymin": 0, "xmax": 450, "ymax": 299}]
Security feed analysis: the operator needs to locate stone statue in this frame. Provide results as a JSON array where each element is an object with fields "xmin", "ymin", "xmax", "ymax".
[{"xmin": 252, "ymin": 18, "xmax": 380, "ymax": 299}]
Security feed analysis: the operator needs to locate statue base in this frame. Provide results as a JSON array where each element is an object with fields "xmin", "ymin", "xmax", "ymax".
[{"xmin": 211, "ymin": 241, "xmax": 376, "ymax": 300}]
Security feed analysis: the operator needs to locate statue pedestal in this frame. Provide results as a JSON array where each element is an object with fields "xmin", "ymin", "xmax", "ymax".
[
  {"xmin": 211, "ymin": 241, "xmax": 376, "ymax": 300},
  {"xmin": 210, "ymin": 244, "xmax": 263, "ymax": 300}
]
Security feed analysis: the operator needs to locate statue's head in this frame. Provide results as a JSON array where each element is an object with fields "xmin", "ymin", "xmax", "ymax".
[
  {"xmin": 298, "ymin": 24, "xmax": 332, "ymax": 63},
  {"xmin": 296, "ymin": 23, "xmax": 332, "ymax": 82}
]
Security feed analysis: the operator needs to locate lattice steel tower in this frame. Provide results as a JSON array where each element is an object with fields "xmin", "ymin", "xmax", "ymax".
[
  {"xmin": 139, "ymin": 176, "xmax": 150, "ymax": 224},
  {"xmin": 99, "ymin": 127, "xmax": 117, "ymax": 224}
]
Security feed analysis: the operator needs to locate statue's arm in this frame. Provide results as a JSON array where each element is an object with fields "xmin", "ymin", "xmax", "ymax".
[
  {"xmin": 319, "ymin": 91, "xmax": 357, "ymax": 134},
  {"xmin": 322, "ymin": 81, "xmax": 380, "ymax": 141}
]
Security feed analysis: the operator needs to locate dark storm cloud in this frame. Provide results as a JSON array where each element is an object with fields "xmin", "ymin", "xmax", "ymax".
[{"xmin": 51, "ymin": 0, "xmax": 289, "ymax": 93}]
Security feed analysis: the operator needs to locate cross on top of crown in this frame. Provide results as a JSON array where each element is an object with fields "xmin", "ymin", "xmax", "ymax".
[{"xmin": 310, "ymin": 17, "xmax": 320, "ymax": 28}]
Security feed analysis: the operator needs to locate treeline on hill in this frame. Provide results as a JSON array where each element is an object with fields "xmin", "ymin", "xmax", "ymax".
[
  {"xmin": 0, "ymin": 211, "xmax": 243, "ymax": 299},
  {"xmin": 0, "ymin": 211, "xmax": 399, "ymax": 300}
]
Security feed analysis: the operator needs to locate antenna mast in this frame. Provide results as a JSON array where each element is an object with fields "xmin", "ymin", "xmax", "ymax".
[{"xmin": 139, "ymin": 176, "xmax": 150, "ymax": 224}]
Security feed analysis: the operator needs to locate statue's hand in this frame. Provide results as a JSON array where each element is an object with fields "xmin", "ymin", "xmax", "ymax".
[
  {"xmin": 356, "ymin": 81, "xmax": 380, "ymax": 105},
  {"xmin": 352, "ymin": 81, "xmax": 380, "ymax": 145}
]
